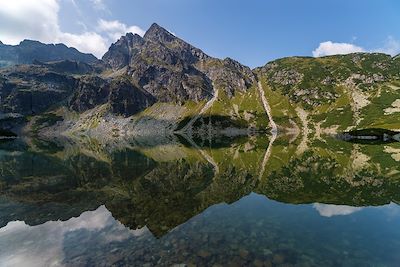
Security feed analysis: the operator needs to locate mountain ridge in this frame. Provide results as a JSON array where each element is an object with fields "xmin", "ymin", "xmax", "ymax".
[
  {"xmin": 0, "ymin": 23, "xmax": 399, "ymax": 140},
  {"xmin": 0, "ymin": 39, "xmax": 98, "ymax": 67}
]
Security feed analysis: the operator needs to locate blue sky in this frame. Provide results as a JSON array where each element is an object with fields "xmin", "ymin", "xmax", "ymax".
[{"xmin": 1, "ymin": 0, "xmax": 400, "ymax": 67}]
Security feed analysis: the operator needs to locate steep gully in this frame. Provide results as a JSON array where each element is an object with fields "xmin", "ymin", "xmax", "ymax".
[
  {"xmin": 256, "ymin": 81, "xmax": 278, "ymax": 180},
  {"xmin": 178, "ymin": 85, "xmax": 220, "ymax": 134},
  {"xmin": 175, "ymin": 84, "xmax": 220, "ymax": 173},
  {"xmin": 178, "ymin": 81, "xmax": 278, "ymax": 135},
  {"xmin": 257, "ymin": 81, "xmax": 278, "ymax": 134},
  {"xmin": 176, "ymin": 81, "xmax": 279, "ymax": 179}
]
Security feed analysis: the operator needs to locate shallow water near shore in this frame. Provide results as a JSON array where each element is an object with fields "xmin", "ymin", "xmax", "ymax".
[{"xmin": 0, "ymin": 134, "xmax": 400, "ymax": 266}]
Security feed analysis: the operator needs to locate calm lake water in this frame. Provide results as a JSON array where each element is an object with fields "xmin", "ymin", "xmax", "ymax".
[{"xmin": 0, "ymin": 134, "xmax": 400, "ymax": 266}]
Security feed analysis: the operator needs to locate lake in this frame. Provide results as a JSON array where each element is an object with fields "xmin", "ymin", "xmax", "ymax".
[{"xmin": 0, "ymin": 133, "xmax": 399, "ymax": 266}]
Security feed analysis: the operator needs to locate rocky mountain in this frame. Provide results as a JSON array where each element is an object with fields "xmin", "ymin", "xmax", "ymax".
[
  {"xmin": 0, "ymin": 23, "xmax": 399, "ymax": 139},
  {"xmin": 102, "ymin": 25, "xmax": 213, "ymax": 103},
  {"xmin": 102, "ymin": 23, "xmax": 255, "ymax": 103},
  {"xmin": 0, "ymin": 40, "xmax": 98, "ymax": 67}
]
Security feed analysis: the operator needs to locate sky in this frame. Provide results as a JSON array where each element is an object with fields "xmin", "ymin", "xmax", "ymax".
[{"xmin": 0, "ymin": 0, "xmax": 399, "ymax": 68}]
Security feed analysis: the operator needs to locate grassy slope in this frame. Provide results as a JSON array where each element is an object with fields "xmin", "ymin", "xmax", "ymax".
[
  {"xmin": 206, "ymin": 85, "xmax": 270, "ymax": 130},
  {"xmin": 256, "ymin": 53, "xmax": 400, "ymax": 131},
  {"xmin": 358, "ymin": 82, "xmax": 400, "ymax": 129},
  {"xmin": 258, "ymin": 76, "xmax": 300, "ymax": 129}
]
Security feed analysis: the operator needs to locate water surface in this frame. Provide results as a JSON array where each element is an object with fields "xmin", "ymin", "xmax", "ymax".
[{"xmin": 0, "ymin": 134, "xmax": 399, "ymax": 266}]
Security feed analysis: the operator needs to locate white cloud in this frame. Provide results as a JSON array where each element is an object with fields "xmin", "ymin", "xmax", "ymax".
[
  {"xmin": 313, "ymin": 203, "xmax": 362, "ymax": 217},
  {"xmin": 0, "ymin": 0, "xmax": 60, "ymax": 45},
  {"xmin": 312, "ymin": 41, "xmax": 365, "ymax": 57},
  {"xmin": 90, "ymin": 0, "xmax": 107, "ymax": 11},
  {"xmin": 0, "ymin": 0, "xmax": 144, "ymax": 58},
  {"xmin": 59, "ymin": 32, "xmax": 108, "ymax": 57},
  {"xmin": 97, "ymin": 19, "xmax": 145, "ymax": 41},
  {"xmin": 313, "ymin": 37, "xmax": 400, "ymax": 57},
  {"xmin": 375, "ymin": 36, "xmax": 400, "ymax": 56}
]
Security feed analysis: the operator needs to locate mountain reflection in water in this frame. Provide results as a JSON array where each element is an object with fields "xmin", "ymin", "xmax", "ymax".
[{"xmin": 0, "ymin": 134, "xmax": 400, "ymax": 266}]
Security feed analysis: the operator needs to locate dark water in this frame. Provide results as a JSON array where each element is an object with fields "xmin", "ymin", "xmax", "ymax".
[{"xmin": 0, "ymin": 134, "xmax": 400, "ymax": 266}]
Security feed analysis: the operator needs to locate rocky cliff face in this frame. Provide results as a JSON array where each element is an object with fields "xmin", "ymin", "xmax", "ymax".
[
  {"xmin": 0, "ymin": 40, "xmax": 98, "ymax": 67},
  {"xmin": 102, "ymin": 33, "xmax": 145, "ymax": 69},
  {"xmin": 69, "ymin": 75, "xmax": 156, "ymax": 116},
  {"xmin": 196, "ymin": 57, "xmax": 256, "ymax": 97},
  {"xmin": 68, "ymin": 76, "xmax": 110, "ymax": 112},
  {"xmin": 108, "ymin": 77, "xmax": 156, "ymax": 116},
  {"xmin": 0, "ymin": 65, "xmax": 156, "ymax": 120},
  {"xmin": 0, "ymin": 65, "xmax": 77, "ymax": 116}
]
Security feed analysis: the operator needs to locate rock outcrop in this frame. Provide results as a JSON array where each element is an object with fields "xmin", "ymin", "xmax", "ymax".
[
  {"xmin": 0, "ymin": 65, "xmax": 76, "ymax": 116},
  {"xmin": 108, "ymin": 77, "xmax": 156, "ymax": 116},
  {"xmin": 196, "ymin": 57, "xmax": 256, "ymax": 97},
  {"xmin": 69, "ymin": 76, "xmax": 110, "ymax": 112},
  {"xmin": 102, "ymin": 33, "xmax": 145, "ymax": 69}
]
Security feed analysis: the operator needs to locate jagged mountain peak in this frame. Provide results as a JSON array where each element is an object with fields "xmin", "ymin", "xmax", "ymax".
[
  {"xmin": 119, "ymin": 32, "xmax": 144, "ymax": 44},
  {"xmin": 142, "ymin": 23, "xmax": 207, "ymax": 60},
  {"xmin": 102, "ymin": 32, "xmax": 145, "ymax": 69},
  {"xmin": 222, "ymin": 57, "xmax": 247, "ymax": 68},
  {"xmin": 103, "ymin": 22, "xmax": 210, "ymax": 70},
  {"xmin": 101, "ymin": 22, "xmax": 255, "ymax": 104},
  {"xmin": 144, "ymin": 23, "xmax": 176, "ymax": 43},
  {"xmin": 113, "ymin": 32, "xmax": 145, "ymax": 51}
]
